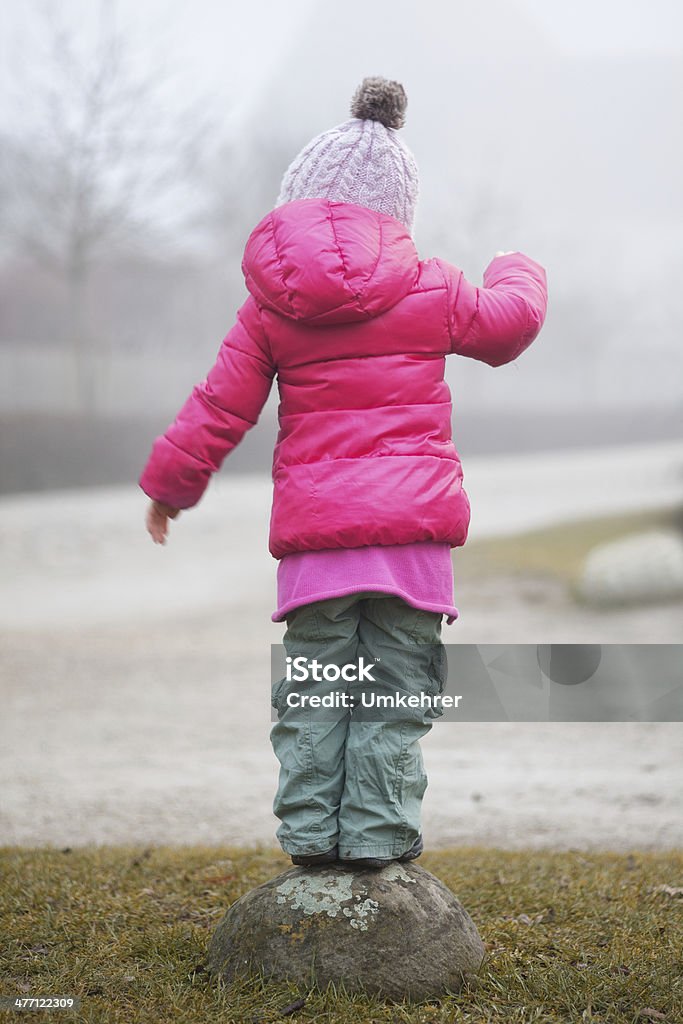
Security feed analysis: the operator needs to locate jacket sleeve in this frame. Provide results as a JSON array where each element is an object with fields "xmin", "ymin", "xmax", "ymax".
[
  {"xmin": 434, "ymin": 251, "xmax": 548, "ymax": 367},
  {"xmin": 138, "ymin": 294, "xmax": 275, "ymax": 509}
]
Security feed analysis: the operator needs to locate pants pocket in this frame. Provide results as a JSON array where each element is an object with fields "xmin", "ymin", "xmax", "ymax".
[
  {"xmin": 271, "ymin": 675, "xmax": 288, "ymax": 713},
  {"xmin": 428, "ymin": 644, "xmax": 448, "ymax": 694},
  {"xmin": 284, "ymin": 603, "xmax": 322, "ymax": 642},
  {"xmin": 362, "ymin": 595, "xmax": 442, "ymax": 646},
  {"xmin": 426, "ymin": 643, "xmax": 448, "ymax": 719}
]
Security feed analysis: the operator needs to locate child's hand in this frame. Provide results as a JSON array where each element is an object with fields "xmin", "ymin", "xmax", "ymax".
[{"xmin": 146, "ymin": 500, "xmax": 181, "ymax": 545}]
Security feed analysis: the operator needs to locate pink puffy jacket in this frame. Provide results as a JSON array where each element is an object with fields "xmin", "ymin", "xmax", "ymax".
[{"xmin": 139, "ymin": 197, "xmax": 548, "ymax": 558}]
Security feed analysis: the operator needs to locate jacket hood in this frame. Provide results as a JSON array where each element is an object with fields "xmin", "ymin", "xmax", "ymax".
[{"xmin": 241, "ymin": 197, "xmax": 419, "ymax": 326}]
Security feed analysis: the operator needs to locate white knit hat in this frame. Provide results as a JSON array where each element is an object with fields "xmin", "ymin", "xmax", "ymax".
[{"xmin": 275, "ymin": 77, "xmax": 420, "ymax": 234}]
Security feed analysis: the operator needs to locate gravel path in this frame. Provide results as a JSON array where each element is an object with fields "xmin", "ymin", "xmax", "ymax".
[{"xmin": 1, "ymin": 447, "xmax": 682, "ymax": 850}]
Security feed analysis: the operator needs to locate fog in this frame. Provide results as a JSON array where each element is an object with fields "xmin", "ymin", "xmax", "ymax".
[
  {"xmin": 1, "ymin": 0, "xmax": 681, "ymax": 493},
  {"xmin": 1, "ymin": 1, "xmax": 682, "ymax": 852}
]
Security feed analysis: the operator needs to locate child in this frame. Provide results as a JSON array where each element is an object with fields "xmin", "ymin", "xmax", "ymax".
[{"xmin": 140, "ymin": 77, "xmax": 548, "ymax": 870}]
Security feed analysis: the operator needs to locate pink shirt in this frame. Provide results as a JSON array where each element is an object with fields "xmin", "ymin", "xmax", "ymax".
[{"xmin": 272, "ymin": 542, "xmax": 459, "ymax": 624}]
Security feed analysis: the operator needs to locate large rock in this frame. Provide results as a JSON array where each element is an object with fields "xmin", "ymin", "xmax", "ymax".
[
  {"xmin": 206, "ymin": 862, "xmax": 485, "ymax": 1001},
  {"xmin": 576, "ymin": 529, "xmax": 683, "ymax": 607}
]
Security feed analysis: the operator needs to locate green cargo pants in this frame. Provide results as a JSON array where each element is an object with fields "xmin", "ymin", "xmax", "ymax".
[{"xmin": 270, "ymin": 591, "xmax": 446, "ymax": 860}]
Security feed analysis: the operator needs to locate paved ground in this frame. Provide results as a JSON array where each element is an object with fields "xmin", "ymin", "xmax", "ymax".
[{"xmin": 1, "ymin": 443, "xmax": 682, "ymax": 850}]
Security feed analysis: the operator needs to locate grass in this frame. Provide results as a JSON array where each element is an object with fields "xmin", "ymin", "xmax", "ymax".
[
  {"xmin": 454, "ymin": 505, "xmax": 683, "ymax": 592},
  {"xmin": 1, "ymin": 845, "xmax": 682, "ymax": 1023}
]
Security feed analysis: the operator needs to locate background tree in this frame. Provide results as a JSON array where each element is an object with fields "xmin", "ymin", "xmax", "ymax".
[{"xmin": 0, "ymin": 0, "xmax": 219, "ymax": 411}]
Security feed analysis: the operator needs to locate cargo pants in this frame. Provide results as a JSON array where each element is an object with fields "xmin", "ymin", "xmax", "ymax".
[{"xmin": 270, "ymin": 591, "xmax": 446, "ymax": 860}]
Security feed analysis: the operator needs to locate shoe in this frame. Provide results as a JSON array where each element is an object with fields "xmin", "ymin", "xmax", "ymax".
[
  {"xmin": 339, "ymin": 833, "xmax": 424, "ymax": 870},
  {"xmin": 399, "ymin": 832, "xmax": 424, "ymax": 863},
  {"xmin": 290, "ymin": 845, "xmax": 338, "ymax": 867}
]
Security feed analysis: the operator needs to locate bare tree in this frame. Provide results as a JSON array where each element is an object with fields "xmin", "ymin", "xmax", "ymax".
[{"xmin": 0, "ymin": 1, "xmax": 219, "ymax": 412}]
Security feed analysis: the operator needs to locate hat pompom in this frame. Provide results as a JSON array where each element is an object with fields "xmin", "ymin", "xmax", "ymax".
[{"xmin": 350, "ymin": 76, "xmax": 407, "ymax": 130}]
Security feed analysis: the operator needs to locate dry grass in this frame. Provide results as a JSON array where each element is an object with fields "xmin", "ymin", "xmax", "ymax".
[
  {"xmin": 1, "ymin": 845, "xmax": 682, "ymax": 1023},
  {"xmin": 454, "ymin": 506, "xmax": 683, "ymax": 591}
]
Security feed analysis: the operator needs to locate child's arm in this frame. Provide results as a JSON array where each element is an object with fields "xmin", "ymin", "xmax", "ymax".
[
  {"xmin": 139, "ymin": 294, "xmax": 275, "ymax": 536},
  {"xmin": 434, "ymin": 250, "xmax": 548, "ymax": 367}
]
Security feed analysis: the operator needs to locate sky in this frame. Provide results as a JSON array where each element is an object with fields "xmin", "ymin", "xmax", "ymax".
[
  {"xmin": 519, "ymin": 0, "xmax": 683, "ymax": 56},
  {"xmin": 0, "ymin": 1, "xmax": 681, "ymax": 416},
  {"xmin": 2, "ymin": 0, "xmax": 683, "ymax": 133}
]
